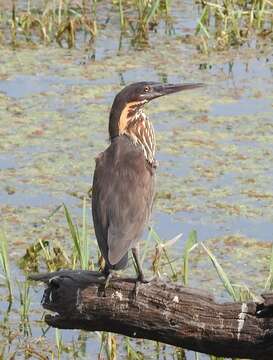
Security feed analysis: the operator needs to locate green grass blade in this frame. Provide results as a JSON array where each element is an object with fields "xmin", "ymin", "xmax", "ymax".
[
  {"xmin": 150, "ymin": 227, "xmax": 179, "ymax": 279},
  {"xmin": 81, "ymin": 197, "xmax": 90, "ymax": 270},
  {"xmin": 38, "ymin": 239, "xmax": 55, "ymax": 271},
  {"xmin": 264, "ymin": 244, "xmax": 273, "ymax": 291},
  {"xmin": 55, "ymin": 328, "xmax": 63, "ymax": 359},
  {"xmin": 182, "ymin": 230, "xmax": 198, "ymax": 286},
  {"xmin": 143, "ymin": 0, "xmax": 160, "ymax": 26},
  {"xmin": 64, "ymin": 200, "xmax": 90, "ymax": 270},
  {"xmin": 201, "ymin": 242, "xmax": 237, "ymax": 301},
  {"xmin": 63, "ymin": 203, "xmax": 82, "ymax": 266},
  {"xmin": 0, "ymin": 229, "xmax": 13, "ymax": 301},
  {"xmin": 119, "ymin": 0, "xmax": 125, "ymax": 29},
  {"xmin": 195, "ymin": 5, "xmax": 210, "ymax": 38}
]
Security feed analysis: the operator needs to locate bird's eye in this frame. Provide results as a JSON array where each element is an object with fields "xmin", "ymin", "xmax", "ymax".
[{"xmin": 144, "ymin": 86, "xmax": 150, "ymax": 92}]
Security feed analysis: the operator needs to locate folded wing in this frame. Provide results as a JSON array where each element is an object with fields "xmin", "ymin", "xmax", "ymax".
[{"xmin": 92, "ymin": 137, "xmax": 155, "ymax": 268}]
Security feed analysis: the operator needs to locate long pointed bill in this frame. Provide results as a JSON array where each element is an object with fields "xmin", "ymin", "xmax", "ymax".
[{"xmin": 149, "ymin": 83, "xmax": 204, "ymax": 100}]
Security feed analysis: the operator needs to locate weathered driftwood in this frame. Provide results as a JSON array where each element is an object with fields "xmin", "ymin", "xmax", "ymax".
[{"xmin": 29, "ymin": 270, "xmax": 273, "ymax": 359}]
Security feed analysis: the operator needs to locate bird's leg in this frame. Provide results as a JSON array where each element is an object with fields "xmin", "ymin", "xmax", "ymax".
[
  {"xmin": 132, "ymin": 246, "xmax": 156, "ymax": 298},
  {"xmin": 133, "ymin": 246, "xmax": 156, "ymax": 280},
  {"xmin": 132, "ymin": 246, "xmax": 146, "ymax": 283},
  {"xmin": 103, "ymin": 265, "xmax": 112, "ymax": 288}
]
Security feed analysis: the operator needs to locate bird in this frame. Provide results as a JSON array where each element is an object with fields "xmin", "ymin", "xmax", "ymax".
[{"xmin": 91, "ymin": 81, "xmax": 203, "ymax": 283}]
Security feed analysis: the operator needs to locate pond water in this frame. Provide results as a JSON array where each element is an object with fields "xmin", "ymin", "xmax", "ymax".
[{"xmin": 0, "ymin": 0, "xmax": 273, "ymax": 358}]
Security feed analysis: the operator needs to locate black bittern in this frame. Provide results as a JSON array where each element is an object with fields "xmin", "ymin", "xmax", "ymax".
[{"xmin": 92, "ymin": 81, "xmax": 203, "ymax": 282}]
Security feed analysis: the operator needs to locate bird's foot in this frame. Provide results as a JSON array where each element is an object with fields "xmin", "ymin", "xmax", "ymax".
[
  {"xmin": 133, "ymin": 274, "xmax": 157, "ymax": 299},
  {"xmin": 104, "ymin": 271, "xmax": 113, "ymax": 289},
  {"xmin": 137, "ymin": 273, "xmax": 156, "ymax": 283}
]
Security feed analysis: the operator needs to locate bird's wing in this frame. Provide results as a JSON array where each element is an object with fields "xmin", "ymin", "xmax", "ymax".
[{"xmin": 92, "ymin": 138, "xmax": 155, "ymax": 266}]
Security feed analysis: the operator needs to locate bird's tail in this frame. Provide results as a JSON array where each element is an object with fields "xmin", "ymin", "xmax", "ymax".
[{"xmin": 109, "ymin": 252, "xmax": 128, "ymax": 270}]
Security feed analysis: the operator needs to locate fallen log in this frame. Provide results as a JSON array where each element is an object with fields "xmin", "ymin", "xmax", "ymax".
[{"xmin": 29, "ymin": 270, "xmax": 273, "ymax": 359}]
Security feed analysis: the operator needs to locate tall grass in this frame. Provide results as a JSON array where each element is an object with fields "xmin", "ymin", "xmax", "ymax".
[
  {"xmin": 97, "ymin": 332, "xmax": 118, "ymax": 360},
  {"xmin": 19, "ymin": 200, "xmax": 91, "ymax": 272},
  {"xmin": 196, "ymin": 0, "xmax": 273, "ymax": 51},
  {"xmin": 18, "ymin": 280, "xmax": 31, "ymax": 336},
  {"xmin": 201, "ymin": 242, "xmax": 256, "ymax": 302},
  {"xmin": 2, "ymin": 0, "xmax": 271, "ymax": 49},
  {"xmin": 38, "ymin": 238, "xmax": 57, "ymax": 272},
  {"xmin": 55, "ymin": 328, "xmax": 64, "ymax": 360},
  {"xmin": 150, "ymin": 227, "xmax": 182, "ymax": 280},
  {"xmin": 264, "ymin": 243, "xmax": 273, "ymax": 291},
  {"xmin": 6, "ymin": 0, "xmax": 96, "ymax": 48},
  {"xmin": 0, "ymin": 229, "xmax": 12, "ymax": 302},
  {"xmin": 182, "ymin": 230, "xmax": 198, "ymax": 286},
  {"xmin": 125, "ymin": 337, "xmax": 144, "ymax": 360},
  {"xmin": 1, "ymin": 0, "xmax": 171, "ymax": 48},
  {"xmin": 64, "ymin": 197, "xmax": 91, "ymax": 270},
  {"xmin": 201, "ymin": 242, "xmax": 238, "ymax": 300},
  {"xmin": 2, "ymin": 192, "xmax": 272, "ymax": 360}
]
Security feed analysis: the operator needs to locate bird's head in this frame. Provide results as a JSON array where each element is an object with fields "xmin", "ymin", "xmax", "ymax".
[{"xmin": 108, "ymin": 81, "xmax": 204, "ymax": 139}]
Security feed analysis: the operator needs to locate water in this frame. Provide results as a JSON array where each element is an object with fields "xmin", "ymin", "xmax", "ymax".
[{"xmin": 0, "ymin": 0, "xmax": 273, "ymax": 358}]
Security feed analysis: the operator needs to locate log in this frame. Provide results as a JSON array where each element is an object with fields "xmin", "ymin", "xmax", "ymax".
[{"xmin": 29, "ymin": 270, "xmax": 273, "ymax": 359}]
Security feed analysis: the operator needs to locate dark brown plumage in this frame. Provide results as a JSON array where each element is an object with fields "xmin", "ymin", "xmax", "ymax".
[
  {"xmin": 92, "ymin": 81, "xmax": 203, "ymax": 282},
  {"xmin": 92, "ymin": 135, "xmax": 155, "ymax": 272}
]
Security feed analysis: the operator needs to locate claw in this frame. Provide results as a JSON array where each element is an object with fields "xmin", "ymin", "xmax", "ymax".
[
  {"xmin": 104, "ymin": 271, "xmax": 113, "ymax": 288},
  {"xmin": 133, "ymin": 274, "xmax": 157, "ymax": 300}
]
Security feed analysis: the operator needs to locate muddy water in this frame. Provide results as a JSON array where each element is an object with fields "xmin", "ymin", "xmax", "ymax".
[{"xmin": 0, "ymin": 0, "xmax": 273, "ymax": 358}]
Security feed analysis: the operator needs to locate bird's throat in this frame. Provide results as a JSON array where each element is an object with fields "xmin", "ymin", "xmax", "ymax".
[{"xmin": 124, "ymin": 109, "xmax": 156, "ymax": 165}]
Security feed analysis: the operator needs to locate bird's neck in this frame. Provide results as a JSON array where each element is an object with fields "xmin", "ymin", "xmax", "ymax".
[
  {"xmin": 110, "ymin": 102, "xmax": 156, "ymax": 164},
  {"xmin": 124, "ymin": 109, "xmax": 156, "ymax": 164}
]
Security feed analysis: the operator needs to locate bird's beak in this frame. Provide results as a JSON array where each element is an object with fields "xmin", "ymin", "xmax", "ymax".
[{"xmin": 147, "ymin": 83, "xmax": 205, "ymax": 101}]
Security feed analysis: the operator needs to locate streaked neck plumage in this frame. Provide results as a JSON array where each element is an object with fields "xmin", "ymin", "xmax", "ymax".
[{"xmin": 109, "ymin": 101, "xmax": 156, "ymax": 164}]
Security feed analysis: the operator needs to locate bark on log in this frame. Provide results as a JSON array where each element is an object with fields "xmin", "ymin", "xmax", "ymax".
[{"xmin": 29, "ymin": 270, "xmax": 273, "ymax": 359}]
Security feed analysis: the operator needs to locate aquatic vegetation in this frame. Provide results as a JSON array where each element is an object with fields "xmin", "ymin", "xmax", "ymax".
[
  {"xmin": 182, "ymin": 230, "xmax": 198, "ymax": 286},
  {"xmin": 0, "ymin": 0, "xmax": 167, "ymax": 48},
  {"xmin": 0, "ymin": 229, "xmax": 12, "ymax": 302},
  {"xmin": 55, "ymin": 328, "xmax": 64, "ymax": 360},
  {"xmin": 64, "ymin": 198, "xmax": 92, "ymax": 270},
  {"xmin": 17, "ymin": 200, "xmax": 92, "ymax": 272},
  {"xmin": 150, "ymin": 227, "xmax": 182, "ymax": 280},
  {"xmin": 17, "ymin": 280, "xmax": 31, "ymax": 336},
  {"xmin": 202, "ymin": 242, "xmax": 238, "ymax": 300},
  {"xmin": 264, "ymin": 244, "xmax": 273, "ymax": 290},
  {"xmin": 0, "ymin": 3, "xmax": 272, "ymax": 357},
  {"xmin": 196, "ymin": 0, "xmax": 273, "ymax": 51},
  {"xmin": 201, "ymin": 242, "xmax": 256, "ymax": 302},
  {"xmin": 1, "ymin": 0, "xmax": 271, "ymax": 49},
  {"xmin": 97, "ymin": 332, "xmax": 118, "ymax": 360},
  {"xmin": 127, "ymin": 0, "xmax": 163, "ymax": 46},
  {"xmin": 0, "ymin": 201, "xmax": 272, "ymax": 359},
  {"xmin": 18, "ymin": 239, "xmax": 50, "ymax": 272},
  {"xmin": 8, "ymin": 0, "xmax": 96, "ymax": 48}
]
